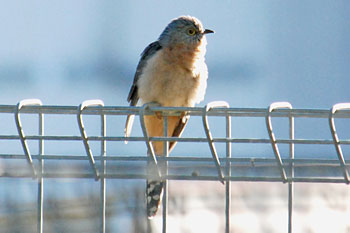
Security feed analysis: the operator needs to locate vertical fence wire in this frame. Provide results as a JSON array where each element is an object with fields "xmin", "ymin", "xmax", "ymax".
[
  {"xmin": 288, "ymin": 111, "xmax": 294, "ymax": 233},
  {"xmin": 225, "ymin": 114, "xmax": 231, "ymax": 233},
  {"xmin": 37, "ymin": 111, "xmax": 44, "ymax": 233},
  {"xmin": 162, "ymin": 115, "xmax": 169, "ymax": 233},
  {"xmin": 100, "ymin": 112, "xmax": 106, "ymax": 233}
]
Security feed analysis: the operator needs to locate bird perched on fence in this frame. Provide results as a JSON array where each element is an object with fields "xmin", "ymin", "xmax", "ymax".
[{"xmin": 125, "ymin": 15, "xmax": 213, "ymax": 218}]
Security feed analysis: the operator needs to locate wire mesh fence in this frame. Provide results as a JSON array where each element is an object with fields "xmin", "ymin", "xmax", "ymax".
[{"xmin": 1, "ymin": 99, "xmax": 350, "ymax": 233}]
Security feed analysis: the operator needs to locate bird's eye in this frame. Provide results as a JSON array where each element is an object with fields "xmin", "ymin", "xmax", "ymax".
[{"xmin": 187, "ymin": 28, "xmax": 196, "ymax": 36}]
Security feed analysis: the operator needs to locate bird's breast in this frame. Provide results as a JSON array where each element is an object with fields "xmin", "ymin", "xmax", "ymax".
[{"xmin": 137, "ymin": 48, "xmax": 208, "ymax": 107}]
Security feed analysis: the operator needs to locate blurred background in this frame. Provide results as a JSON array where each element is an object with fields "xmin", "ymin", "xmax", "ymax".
[{"xmin": 0, "ymin": 1, "xmax": 350, "ymax": 232}]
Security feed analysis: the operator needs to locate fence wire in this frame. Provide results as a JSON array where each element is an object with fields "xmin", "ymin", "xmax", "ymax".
[{"xmin": 1, "ymin": 99, "xmax": 350, "ymax": 233}]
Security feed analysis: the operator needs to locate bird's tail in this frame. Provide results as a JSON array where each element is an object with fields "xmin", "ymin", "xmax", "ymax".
[{"xmin": 146, "ymin": 180, "xmax": 164, "ymax": 218}]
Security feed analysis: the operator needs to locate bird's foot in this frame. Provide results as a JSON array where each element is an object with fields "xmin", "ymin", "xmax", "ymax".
[
  {"xmin": 155, "ymin": 111, "xmax": 163, "ymax": 119},
  {"xmin": 143, "ymin": 102, "xmax": 162, "ymax": 119}
]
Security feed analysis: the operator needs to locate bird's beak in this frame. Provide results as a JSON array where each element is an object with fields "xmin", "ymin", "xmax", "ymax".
[{"xmin": 203, "ymin": 29, "xmax": 214, "ymax": 34}]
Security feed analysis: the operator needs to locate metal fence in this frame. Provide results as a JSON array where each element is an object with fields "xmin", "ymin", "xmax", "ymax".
[{"xmin": 1, "ymin": 99, "xmax": 350, "ymax": 233}]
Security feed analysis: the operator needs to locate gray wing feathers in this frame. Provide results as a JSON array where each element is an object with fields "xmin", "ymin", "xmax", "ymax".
[
  {"xmin": 125, "ymin": 41, "xmax": 162, "ymax": 138},
  {"xmin": 169, "ymin": 116, "xmax": 189, "ymax": 152}
]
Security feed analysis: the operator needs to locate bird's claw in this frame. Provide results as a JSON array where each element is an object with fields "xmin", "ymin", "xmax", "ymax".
[
  {"xmin": 143, "ymin": 102, "xmax": 163, "ymax": 119},
  {"xmin": 155, "ymin": 111, "xmax": 163, "ymax": 119}
]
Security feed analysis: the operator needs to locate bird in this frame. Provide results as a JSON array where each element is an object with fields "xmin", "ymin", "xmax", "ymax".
[{"xmin": 125, "ymin": 15, "xmax": 213, "ymax": 218}]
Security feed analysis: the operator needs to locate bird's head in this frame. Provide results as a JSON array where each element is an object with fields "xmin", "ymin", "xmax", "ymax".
[{"xmin": 158, "ymin": 16, "xmax": 214, "ymax": 48}]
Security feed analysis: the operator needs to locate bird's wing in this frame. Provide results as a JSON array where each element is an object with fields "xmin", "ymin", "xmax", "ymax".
[
  {"xmin": 169, "ymin": 115, "xmax": 189, "ymax": 152},
  {"xmin": 142, "ymin": 114, "xmax": 189, "ymax": 155},
  {"xmin": 125, "ymin": 41, "xmax": 162, "ymax": 138}
]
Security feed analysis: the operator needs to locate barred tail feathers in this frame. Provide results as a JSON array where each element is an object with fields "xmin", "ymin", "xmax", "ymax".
[{"xmin": 146, "ymin": 180, "xmax": 164, "ymax": 218}]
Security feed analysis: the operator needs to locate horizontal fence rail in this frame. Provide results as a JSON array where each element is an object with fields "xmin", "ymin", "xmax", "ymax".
[{"xmin": 1, "ymin": 99, "xmax": 350, "ymax": 233}]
